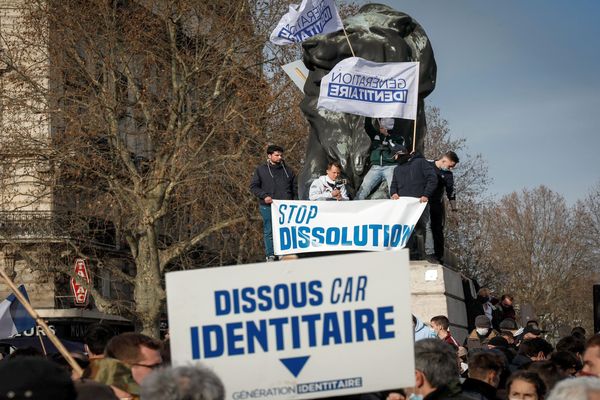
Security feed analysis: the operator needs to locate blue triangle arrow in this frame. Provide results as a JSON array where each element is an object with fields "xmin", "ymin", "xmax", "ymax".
[{"xmin": 279, "ymin": 356, "xmax": 310, "ymax": 377}]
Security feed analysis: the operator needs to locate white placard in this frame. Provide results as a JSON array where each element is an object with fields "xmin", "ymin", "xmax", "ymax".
[
  {"xmin": 282, "ymin": 60, "xmax": 310, "ymax": 93},
  {"xmin": 166, "ymin": 251, "xmax": 415, "ymax": 400},
  {"xmin": 272, "ymin": 199, "xmax": 426, "ymax": 256}
]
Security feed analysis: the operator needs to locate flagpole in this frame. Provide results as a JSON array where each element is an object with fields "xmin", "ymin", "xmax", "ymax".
[
  {"xmin": 412, "ymin": 61, "xmax": 420, "ymax": 153},
  {"xmin": 0, "ymin": 269, "xmax": 83, "ymax": 377},
  {"xmin": 340, "ymin": 23, "xmax": 355, "ymax": 57},
  {"xmin": 412, "ymin": 119, "xmax": 417, "ymax": 153},
  {"xmin": 37, "ymin": 327, "xmax": 48, "ymax": 356}
]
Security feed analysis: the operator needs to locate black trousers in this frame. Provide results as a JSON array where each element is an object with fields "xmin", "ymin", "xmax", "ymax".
[{"xmin": 429, "ymin": 201, "xmax": 445, "ymax": 260}]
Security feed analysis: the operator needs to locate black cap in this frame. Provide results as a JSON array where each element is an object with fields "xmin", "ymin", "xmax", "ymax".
[
  {"xmin": 0, "ymin": 357, "xmax": 77, "ymax": 399},
  {"xmin": 488, "ymin": 336, "xmax": 509, "ymax": 348},
  {"xmin": 523, "ymin": 325, "xmax": 543, "ymax": 336},
  {"xmin": 391, "ymin": 144, "xmax": 409, "ymax": 156}
]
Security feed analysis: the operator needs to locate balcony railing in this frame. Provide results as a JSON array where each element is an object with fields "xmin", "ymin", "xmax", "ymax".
[{"xmin": 0, "ymin": 210, "xmax": 68, "ymax": 242}]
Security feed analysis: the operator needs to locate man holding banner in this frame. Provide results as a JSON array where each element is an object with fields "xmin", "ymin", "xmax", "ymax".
[{"xmin": 390, "ymin": 144, "xmax": 437, "ymax": 260}]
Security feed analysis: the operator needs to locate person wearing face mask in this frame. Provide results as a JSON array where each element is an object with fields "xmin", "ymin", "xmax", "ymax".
[
  {"xmin": 498, "ymin": 294, "xmax": 516, "ymax": 321},
  {"xmin": 425, "ymin": 151, "xmax": 459, "ymax": 264},
  {"xmin": 390, "ymin": 144, "xmax": 437, "ymax": 260},
  {"xmin": 465, "ymin": 315, "xmax": 499, "ymax": 349}
]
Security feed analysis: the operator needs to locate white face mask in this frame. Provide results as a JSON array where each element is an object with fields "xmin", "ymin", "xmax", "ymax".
[
  {"xmin": 476, "ymin": 328, "xmax": 489, "ymax": 336},
  {"xmin": 408, "ymin": 394, "xmax": 424, "ymax": 400}
]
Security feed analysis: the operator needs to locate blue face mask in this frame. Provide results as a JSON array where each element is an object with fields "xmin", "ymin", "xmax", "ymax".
[{"xmin": 408, "ymin": 394, "xmax": 424, "ymax": 400}]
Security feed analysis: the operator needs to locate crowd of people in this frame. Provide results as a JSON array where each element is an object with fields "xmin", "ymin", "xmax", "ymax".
[
  {"xmin": 249, "ymin": 117, "xmax": 460, "ymax": 263},
  {"xmin": 403, "ymin": 290, "xmax": 600, "ymax": 399},
  {"xmin": 1, "ymin": 300, "xmax": 600, "ymax": 400}
]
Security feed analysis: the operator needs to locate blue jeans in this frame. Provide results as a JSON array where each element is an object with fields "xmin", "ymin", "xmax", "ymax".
[
  {"xmin": 259, "ymin": 205, "xmax": 274, "ymax": 257},
  {"xmin": 356, "ymin": 165, "xmax": 396, "ymax": 200}
]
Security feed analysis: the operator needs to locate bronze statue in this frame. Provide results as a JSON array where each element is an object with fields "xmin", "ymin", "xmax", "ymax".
[{"xmin": 299, "ymin": 4, "xmax": 437, "ymax": 199}]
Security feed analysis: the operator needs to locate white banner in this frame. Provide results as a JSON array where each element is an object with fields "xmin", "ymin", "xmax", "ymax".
[
  {"xmin": 272, "ymin": 199, "xmax": 426, "ymax": 256},
  {"xmin": 270, "ymin": 0, "xmax": 344, "ymax": 45},
  {"xmin": 166, "ymin": 251, "xmax": 415, "ymax": 400},
  {"xmin": 317, "ymin": 58, "xmax": 420, "ymax": 119}
]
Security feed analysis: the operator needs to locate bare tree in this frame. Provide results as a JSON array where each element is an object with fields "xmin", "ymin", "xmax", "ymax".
[
  {"xmin": 482, "ymin": 186, "xmax": 595, "ymax": 334},
  {"xmin": 0, "ymin": 0, "xmax": 309, "ymax": 335},
  {"xmin": 422, "ymin": 106, "xmax": 492, "ymax": 276}
]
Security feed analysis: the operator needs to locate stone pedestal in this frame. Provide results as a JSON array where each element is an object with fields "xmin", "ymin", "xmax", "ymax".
[{"xmin": 410, "ymin": 260, "xmax": 470, "ymax": 344}]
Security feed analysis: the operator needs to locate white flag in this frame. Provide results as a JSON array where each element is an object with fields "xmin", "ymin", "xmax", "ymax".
[
  {"xmin": 318, "ymin": 57, "xmax": 420, "ymax": 119},
  {"xmin": 270, "ymin": 0, "xmax": 344, "ymax": 46}
]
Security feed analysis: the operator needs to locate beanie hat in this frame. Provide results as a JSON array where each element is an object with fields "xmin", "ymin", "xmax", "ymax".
[
  {"xmin": 475, "ymin": 315, "xmax": 492, "ymax": 328},
  {"xmin": 499, "ymin": 318, "xmax": 518, "ymax": 331}
]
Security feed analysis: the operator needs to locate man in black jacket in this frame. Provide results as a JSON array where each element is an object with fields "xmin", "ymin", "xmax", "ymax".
[
  {"xmin": 390, "ymin": 146, "xmax": 437, "ymax": 259},
  {"xmin": 426, "ymin": 151, "xmax": 459, "ymax": 263},
  {"xmin": 462, "ymin": 352, "xmax": 504, "ymax": 400},
  {"xmin": 249, "ymin": 145, "xmax": 297, "ymax": 261}
]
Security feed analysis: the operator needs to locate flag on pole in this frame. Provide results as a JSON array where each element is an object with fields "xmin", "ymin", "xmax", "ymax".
[
  {"xmin": 318, "ymin": 57, "xmax": 420, "ymax": 119},
  {"xmin": 270, "ymin": 0, "xmax": 344, "ymax": 45},
  {"xmin": 0, "ymin": 285, "xmax": 36, "ymax": 339}
]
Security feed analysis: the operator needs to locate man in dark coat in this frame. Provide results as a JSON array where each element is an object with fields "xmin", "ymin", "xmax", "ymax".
[
  {"xmin": 462, "ymin": 352, "xmax": 504, "ymax": 400},
  {"xmin": 425, "ymin": 151, "xmax": 459, "ymax": 263},
  {"xmin": 389, "ymin": 145, "xmax": 437, "ymax": 260},
  {"xmin": 249, "ymin": 145, "xmax": 297, "ymax": 261}
]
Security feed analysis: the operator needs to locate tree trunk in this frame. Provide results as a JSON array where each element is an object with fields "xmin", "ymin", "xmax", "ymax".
[{"xmin": 134, "ymin": 233, "xmax": 164, "ymax": 338}]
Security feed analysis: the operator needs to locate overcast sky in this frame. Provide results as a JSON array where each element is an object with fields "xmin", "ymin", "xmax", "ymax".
[{"xmin": 356, "ymin": 0, "xmax": 600, "ymax": 204}]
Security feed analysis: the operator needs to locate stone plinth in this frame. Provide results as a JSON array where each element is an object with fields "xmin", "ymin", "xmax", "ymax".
[{"xmin": 410, "ymin": 260, "xmax": 469, "ymax": 344}]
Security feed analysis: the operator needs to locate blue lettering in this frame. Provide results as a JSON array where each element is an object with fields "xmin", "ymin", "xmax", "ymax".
[
  {"xmin": 246, "ymin": 320, "xmax": 268, "ymax": 354},
  {"xmin": 274, "ymin": 284, "xmax": 290, "ymax": 310},
  {"xmin": 214, "ymin": 290, "xmax": 230, "ymax": 316},
  {"xmin": 298, "ymin": 226, "xmax": 310, "ymax": 248},
  {"xmin": 308, "ymin": 280, "xmax": 323, "ymax": 306},
  {"xmin": 241, "ymin": 287, "xmax": 256, "ymax": 313},
  {"xmin": 190, "ymin": 326, "xmax": 200, "ymax": 359},
  {"xmin": 330, "ymin": 278, "xmax": 342, "ymax": 304},
  {"xmin": 287, "ymin": 204, "xmax": 298, "ymax": 223},
  {"xmin": 280, "ymin": 227, "xmax": 291, "ymax": 251},
  {"xmin": 343, "ymin": 310, "xmax": 353, "ymax": 342},
  {"xmin": 257, "ymin": 285, "xmax": 273, "ymax": 311},
  {"xmin": 340, "ymin": 227, "xmax": 352, "ymax": 246},
  {"xmin": 326, "ymin": 227, "xmax": 340, "ymax": 245},
  {"xmin": 353, "ymin": 225, "xmax": 368, "ymax": 246},
  {"xmin": 369, "ymin": 224, "xmax": 383, "ymax": 246},
  {"xmin": 278, "ymin": 204, "xmax": 287, "ymax": 224},
  {"xmin": 391, "ymin": 224, "xmax": 402, "ymax": 247},
  {"xmin": 302, "ymin": 314, "xmax": 321, "ymax": 347},
  {"xmin": 378, "ymin": 306, "xmax": 395, "ymax": 339},
  {"xmin": 202, "ymin": 325, "xmax": 224, "ymax": 358},
  {"xmin": 269, "ymin": 317, "xmax": 289, "ymax": 350},
  {"xmin": 226, "ymin": 322, "xmax": 244, "ymax": 356},
  {"xmin": 322, "ymin": 312, "xmax": 342, "ymax": 345},
  {"xmin": 296, "ymin": 205, "xmax": 307, "ymax": 223},
  {"xmin": 291, "ymin": 282, "xmax": 307, "ymax": 308},
  {"xmin": 355, "ymin": 309, "xmax": 376, "ymax": 341},
  {"xmin": 356, "ymin": 276, "xmax": 367, "ymax": 301},
  {"xmin": 291, "ymin": 316, "xmax": 301, "ymax": 348},
  {"xmin": 312, "ymin": 227, "xmax": 325, "ymax": 244}
]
